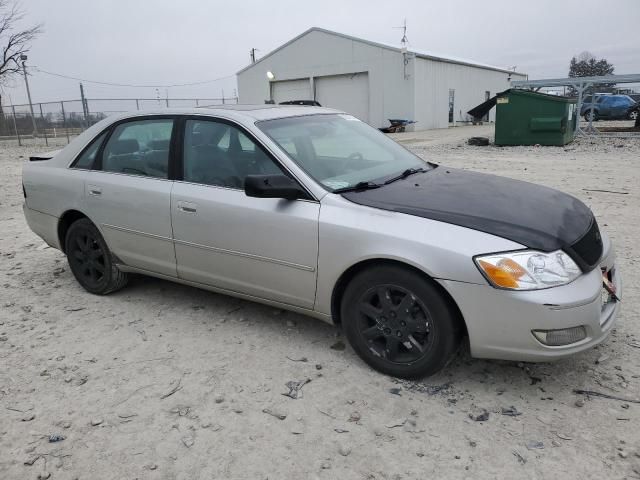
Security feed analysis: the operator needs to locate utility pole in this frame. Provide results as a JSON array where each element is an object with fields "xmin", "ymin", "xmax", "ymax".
[
  {"xmin": 249, "ymin": 48, "xmax": 258, "ymax": 63},
  {"xmin": 79, "ymin": 83, "xmax": 89, "ymax": 127},
  {"xmin": 20, "ymin": 54, "xmax": 38, "ymax": 136}
]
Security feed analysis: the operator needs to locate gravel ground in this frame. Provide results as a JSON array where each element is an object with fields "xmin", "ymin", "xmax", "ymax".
[{"xmin": 1, "ymin": 128, "xmax": 640, "ymax": 479}]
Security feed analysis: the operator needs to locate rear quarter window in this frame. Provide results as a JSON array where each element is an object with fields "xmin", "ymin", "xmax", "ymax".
[{"xmin": 72, "ymin": 132, "xmax": 108, "ymax": 169}]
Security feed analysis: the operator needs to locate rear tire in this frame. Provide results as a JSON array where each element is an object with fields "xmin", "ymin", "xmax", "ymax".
[
  {"xmin": 65, "ymin": 218, "xmax": 128, "ymax": 295},
  {"xmin": 584, "ymin": 111, "xmax": 598, "ymax": 122},
  {"xmin": 341, "ymin": 265, "xmax": 461, "ymax": 379}
]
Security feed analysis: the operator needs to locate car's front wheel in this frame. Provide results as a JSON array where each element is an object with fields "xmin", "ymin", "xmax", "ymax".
[
  {"xmin": 629, "ymin": 110, "xmax": 639, "ymax": 121},
  {"xmin": 65, "ymin": 218, "xmax": 128, "ymax": 295},
  {"xmin": 341, "ymin": 265, "xmax": 461, "ymax": 379}
]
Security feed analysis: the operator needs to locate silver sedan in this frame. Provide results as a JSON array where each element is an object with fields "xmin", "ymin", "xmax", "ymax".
[{"xmin": 22, "ymin": 106, "xmax": 621, "ymax": 378}]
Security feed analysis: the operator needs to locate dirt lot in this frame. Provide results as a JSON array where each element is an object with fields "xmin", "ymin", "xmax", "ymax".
[{"xmin": 1, "ymin": 128, "xmax": 639, "ymax": 479}]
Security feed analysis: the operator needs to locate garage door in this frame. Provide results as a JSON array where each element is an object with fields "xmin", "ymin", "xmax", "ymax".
[
  {"xmin": 315, "ymin": 73, "xmax": 369, "ymax": 122},
  {"xmin": 272, "ymin": 79, "xmax": 312, "ymax": 103}
]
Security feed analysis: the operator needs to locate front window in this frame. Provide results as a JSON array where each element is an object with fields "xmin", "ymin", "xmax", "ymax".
[{"xmin": 257, "ymin": 114, "xmax": 428, "ymax": 191}]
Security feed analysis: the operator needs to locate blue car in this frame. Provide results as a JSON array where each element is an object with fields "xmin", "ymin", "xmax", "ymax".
[{"xmin": 581, "ymin": 95, "xmax": 637, "ymax": 121}]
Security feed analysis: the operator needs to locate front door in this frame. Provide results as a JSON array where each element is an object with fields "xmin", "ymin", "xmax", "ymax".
[
  {"xmin": 84, "ymin": 117, "xmax": 177, "ymax": 277},
  {"xmin": 171, "ymin": 118, "xmax": 320, "ymax": 309}
]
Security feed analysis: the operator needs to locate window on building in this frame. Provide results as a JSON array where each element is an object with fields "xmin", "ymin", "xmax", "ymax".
[{"xmin": 448, "ymin": 89, "xmax": 455, "ymax": 123}]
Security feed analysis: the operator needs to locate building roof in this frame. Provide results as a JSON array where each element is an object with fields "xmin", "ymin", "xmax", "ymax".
[{"xmin": 237, "ymin": 27, "xmax": 527, "ymax": 76}]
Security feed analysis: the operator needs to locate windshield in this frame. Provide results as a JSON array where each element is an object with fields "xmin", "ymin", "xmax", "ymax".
[{"xmin": 257, "ymin": 114, "xmax": 429, "ymax": 191}]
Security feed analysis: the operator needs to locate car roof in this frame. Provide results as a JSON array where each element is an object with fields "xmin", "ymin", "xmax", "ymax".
[{"xmin": 106, "ymin": 105, "xmax": 342, "ymax": 123}]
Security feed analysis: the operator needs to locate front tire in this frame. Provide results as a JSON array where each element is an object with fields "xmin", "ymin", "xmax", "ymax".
[
  {"xmin": 341, "ymin": 265, "xmax": 461, "ymax": 379},
  {"xmin": 584, "ymin": 111, "xmax": 598, "ymax": 122},
  {"xmin": 65, "ymin": 218, "xmax": 128, "ymax": 295}
]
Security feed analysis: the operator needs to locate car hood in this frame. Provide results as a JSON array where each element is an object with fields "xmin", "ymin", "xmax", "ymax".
[{"xmin": 341, "ymin": 166, "xmax": 595, "ymax": 254}]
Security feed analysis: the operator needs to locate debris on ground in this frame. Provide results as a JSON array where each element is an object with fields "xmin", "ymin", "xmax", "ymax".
[
  {"xmin": 160, "ymin": 377, "xmax": 183, "ymax": 399},
  {"xmin": 285, "ymin": 356, "xmax": 308, "ymax": 363},
  {"xmin": 526, "ymin": 441, "xmax": 544, "ymax": 450},
  {"xmin": 330, "ymin": 341, "xmax": 346, "ymax": 351},
  {"xmin": 469, "ymin": 410, "xmax": 490, "ymax": 422},
  {"xmin": 282, "ymin": 378, "xmax": 311, "ymax": 399},
  {"xmin": 348, "ymin": 411, "xmax": 361, "ymax": 423},
  {"xmin": 262, "ymin": 408, "xmax": 287, "ymax": 420},
  {"xmin": 48, "ymin": 434, "xmax": 65, "ymax": 443},
  {"xmin": 501, "ymin": 406, "xmax": 522, "ymax": 417},
  {"xmin": 468, "ymin": 136, "xmax": 490, "ymax": 146},
  {"xmin": 512, "ymin": 450, "xmax": 527, "ymax": 464},
  {"xmin": 573, "ymin": 389, "xmax": 640, "ymax": 404},
  {"xmin": 389, "ymin": 388, "xmax": 402, "ymax": 396},
  {"xmin": 386, "ymin": 419, "xmax": 407, "ymax": 428}
]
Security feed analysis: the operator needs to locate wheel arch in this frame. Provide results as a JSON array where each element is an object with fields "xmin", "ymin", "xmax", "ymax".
[
  {"xmin": 330, "ymin": 258, "xmax": 468, "ymax": 337},
  {"xmin": 57, "ymin": 209, "xmax": 90, "ymax": 254}
]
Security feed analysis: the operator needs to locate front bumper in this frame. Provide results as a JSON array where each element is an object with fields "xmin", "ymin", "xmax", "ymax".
[{"xmin": 439, "ymin": 240, "xmax": 621, "ymax": 362}]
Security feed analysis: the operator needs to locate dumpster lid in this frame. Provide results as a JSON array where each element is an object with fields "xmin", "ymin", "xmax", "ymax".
[{"xmin": 467, "ymin": 89, "xmax": 576, "ymax": 119}]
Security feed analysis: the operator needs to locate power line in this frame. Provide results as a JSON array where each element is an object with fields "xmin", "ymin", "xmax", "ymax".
[{"xmin": 31, "ymin": 67, "xmax": 235, "ymax": 88}]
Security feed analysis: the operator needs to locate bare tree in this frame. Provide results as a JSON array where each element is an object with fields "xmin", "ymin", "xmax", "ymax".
[{"xmin": 0, "ymin": 1, "xmax": 42, "ymax": 86}]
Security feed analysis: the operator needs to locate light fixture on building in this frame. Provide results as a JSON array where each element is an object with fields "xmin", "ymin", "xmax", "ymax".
[{"xmin": 266, "ymin": 71, "xmax": 275, "ymax": 81}]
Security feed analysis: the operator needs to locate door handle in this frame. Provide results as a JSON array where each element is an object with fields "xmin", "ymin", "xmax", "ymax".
[
  {"xmin": 177, "ymin": 201, "xmax": 197, "ymax": 214},
  {"xmin": 88, "ymin": 185, "xmax": 102, "ymax": 196}
]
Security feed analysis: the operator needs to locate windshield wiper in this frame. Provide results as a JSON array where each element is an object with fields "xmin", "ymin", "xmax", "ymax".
[
  {"xmin": 332, "ymin": 181, "xmax": 382, "ymax": 193},
  {"xmin": 384, "ymin": 167, "xmax": 427, "ymax": 185}
]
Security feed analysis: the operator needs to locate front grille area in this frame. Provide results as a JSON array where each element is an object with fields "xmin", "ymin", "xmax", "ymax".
[{"xmin": 570, "ymin": 218, "xmax": 603, "ymax": 270}]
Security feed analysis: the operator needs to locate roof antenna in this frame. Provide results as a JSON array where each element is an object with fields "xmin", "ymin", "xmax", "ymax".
[{"xmin": 394, "ymin": 19, "xmax": 409, "ymax": 52}]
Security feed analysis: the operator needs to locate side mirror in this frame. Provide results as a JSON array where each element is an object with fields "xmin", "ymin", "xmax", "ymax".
[{"xmin": 244, "ymin": 174, "xmax": 305, "ymax": 200}]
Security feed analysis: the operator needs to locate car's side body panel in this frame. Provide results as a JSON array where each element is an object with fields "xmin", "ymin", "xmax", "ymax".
[
  {"xmin": 314, "ymin": 194, "xmax": 523, "ymax": 315},
  {"xmin": 171, "ymin": 181, "xmax": 320, "ymax": 309}
]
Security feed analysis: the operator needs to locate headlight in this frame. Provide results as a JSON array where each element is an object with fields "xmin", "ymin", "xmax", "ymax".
[{"xmin": 474, "ymin": 250, "xmax": 581, "ymax": 290}]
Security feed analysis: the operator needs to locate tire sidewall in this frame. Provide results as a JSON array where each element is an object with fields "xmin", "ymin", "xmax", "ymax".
[{"xmin": 341, "ymin": 265, "xmax": 459, "ymax": 379}]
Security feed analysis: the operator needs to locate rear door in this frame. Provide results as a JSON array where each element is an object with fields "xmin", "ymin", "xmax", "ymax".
[
  {"xmin": 171, "ymin": 117, "xmax": 320, "ymax": 308},
  {"xmin": 83, "ymin": 117, "xmax": 177, "ymax": 277}
]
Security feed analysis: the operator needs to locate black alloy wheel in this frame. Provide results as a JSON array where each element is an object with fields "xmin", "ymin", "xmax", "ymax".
[
  {"xmin": 357, "ymin": 284, "xmax": 433, "ymax": 364},
  {"xmin": 65, "ymin": 218, "xmax": 128, "ymax": 295},
  {"xmin": 341, "ymin": 265, "xmax": 461, "ymax": 379}
]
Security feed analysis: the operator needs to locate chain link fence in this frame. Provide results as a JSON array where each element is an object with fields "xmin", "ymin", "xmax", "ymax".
[{"xmin": 0, "ymin": 96, "xmax": 238, "ymax": 146}]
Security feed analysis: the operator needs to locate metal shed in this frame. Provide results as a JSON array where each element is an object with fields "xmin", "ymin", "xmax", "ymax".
[{"xmin": 237, "ymin": 28, "xmax": 528, "ymax": 131}]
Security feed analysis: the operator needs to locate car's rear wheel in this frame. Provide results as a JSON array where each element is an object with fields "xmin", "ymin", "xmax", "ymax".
[
  {"xmin": 341, "ymin": 265, "xmax": 461, "ymax": 379},
  {"xmin": 629, "ymin": 110, "xmax": 639, "ymax": 121},
  {"xmin": 65, "ymin": 218, "xmax": 128, "ymax": 295},
  {"xmin": 584, "ymin": 111, "xmax": 598, "ymax": 122}
]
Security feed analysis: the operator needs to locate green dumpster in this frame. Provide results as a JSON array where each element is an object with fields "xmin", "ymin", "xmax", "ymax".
[{"xmin": 494, "ymin": 90, "xmax": 577, "ymax": 146}]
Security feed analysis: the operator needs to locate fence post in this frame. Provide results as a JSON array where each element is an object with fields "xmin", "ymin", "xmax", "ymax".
[
  {"xmin": 39, "ymin": 103, "xmax": 48, "ymax": 147},
  {"xmin": 11, "ymin": 105, "xmax": 21, "ymax": 146},
  {"xmin": 61, "ymin": 101, "xmax": 70, "ymax": 144}
]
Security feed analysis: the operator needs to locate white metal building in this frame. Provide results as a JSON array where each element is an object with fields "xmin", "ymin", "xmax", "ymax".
[{"xmin": 237, "ymin": 28, "xmax": 528, "ymax": 131}]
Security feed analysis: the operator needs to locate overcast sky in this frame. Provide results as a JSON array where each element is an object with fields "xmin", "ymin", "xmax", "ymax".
[{"xmin": 2, "ymin": 0, "xmax": 638, "ymax": 106}]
